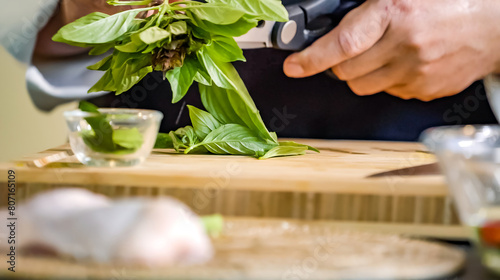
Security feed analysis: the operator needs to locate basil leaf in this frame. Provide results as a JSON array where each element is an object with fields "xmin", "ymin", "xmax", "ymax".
[
  {"xmin": 88, "ymin": 53, "xmax": 153, "ymax": 94},
  {"xmin": 165, "ymin": 57, "xmax": 199, "ymax": 103},
  {"xmin": 115, "ymin": 34, "xmax": 147, "ymax": 53},
  {"xmin": 53, "ymin": 10, "xmax": 145, "ymax": 44},
  {"xmin": 137, "ymin": 26, "xmax": 171, "ymax": 44},
  {"xmin": 88, "ymin": 71, "xmax": 116, "ymax": 93},
  {"xmin": 199, "ymin": 84, "xmax": 278, "ymax": 144},
  {"xmin": 79, "ymin": 101, "xmax": 142, "ymax": 155},
  {"xmin": 187, "ymin": 5, "xmax": 246, "ymax": 25},
  {"xmin": 111, "ymin": 51, "xmax": 149, "ymax": 68},
  {"xmin": 186, "ymin": 124, "xmax": 276, "ymax": 156},
  {"xmin": 197, "ymin": 47, "xmax": 239, "ymax": 90},
  {"xmin": 197, "ymin": 56, "xmax": 277, "ymax": 143},
  {"xmin": 167, "ymin": 21, "xmax": 188, "ymax": 35},
  {"xmin": 200, "ymin": 214, "xmax": 224, "ymax": 237},
  {"xmin": 199, "ymin": 84, "xmax": 244, "ymax": 127},
  {"xmin": 171, "ymin": 14, "xmax": 191, "ymax": 21},
  {"xmin": 169, "ymin": 131, "xmax": 187, "ymax": 152},
  {"xmin": 115, "ymin": 66, "xmax": 153, "ymax": 95},
  {"xmin": 259, "ymin": 145, "xmax": 308, "ymax": 159},
  {"xmin": 188, "ymin": 12, "xmax": 259, "ymax": 37},
  {"xmin": 87, "ymin": 55, "xmax": 113, "ymax": 71},
  {"xmin": 270, "ymin": 132, "xmax": 278, "ymax": 143},
  {"xmin": 113, "ymin": 128, "xmax": 144, "ymax": 150},
  {"xmin": 259, "ymin": 142, "xmax": 319, "ymax": 159},
  {"xmin": 279, "ymin": 141, "xmax": 320, "ymax": 153},
  {"xmin": 192, "ymin": 56, "xmax": 213, "ymax": 86},
  {"xmin": 79, "ymin": 101, "xmax": 100, "ymax": 113},
  {"xmin": 167, "ymin": 126, "xmax": 208, "ymax": 154},
  {"xmin": 176, "ymin": 126, "xmax": 199, "ymax": 146},
  {"xmin": 107, "ymin": 0, "xmax": 153, "ymax": 5},
  {"xmin": 89, "ymin": 42, "xmax": 114, "ymax": 55},
  {"xmin": 93, "ymin": 51, "xmax": 153, "ymax": 95},
  {"xmin": 194, "ymin": 71, "xmax": 212, "ymax": 86},
  {"xmin": 78, "ymin": 101, "xmax": 115, "ymax": 152},
  {"xmin": 206, "ymin": 0, "xmax": 289, "ymax": 22},
  {"xmin": 207, "ymin": 36, "xmax": 246, "ymax": 63},
  {"xmin": 154, "ymin": 133, "xmax": 174, "ymax": 149},
  {"xmin": 188, "ymin": 105, "xmax": 222, "ymax": 139}
]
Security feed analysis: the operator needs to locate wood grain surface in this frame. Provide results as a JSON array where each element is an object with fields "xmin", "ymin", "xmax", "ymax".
[
  {"xmin": 0, "ymin": 217, "xmax": 465, "ymax": 280},
  {"xmin": 0, "ymin": 140, "xmax": 446, "ymax": 196}
]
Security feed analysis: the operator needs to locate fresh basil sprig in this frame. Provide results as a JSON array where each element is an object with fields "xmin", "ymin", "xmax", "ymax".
[
  {"xmin": 55, "ymin": 0, "xmax": 318, "ymax": 159},
  {"xmin": 79, "ymin": 101, "xmax": 144, "ymax": 154}
]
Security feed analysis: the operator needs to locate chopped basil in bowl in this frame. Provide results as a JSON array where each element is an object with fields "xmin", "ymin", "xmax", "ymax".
[{"xmin": 64, "ymin": 101, "xmax": 163, "ymax": 167}]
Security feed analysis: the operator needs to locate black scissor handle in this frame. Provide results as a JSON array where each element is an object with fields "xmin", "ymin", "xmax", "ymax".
[{"xmin": 272, "ymin": 0, "xmax": 365, "ymax": 51}]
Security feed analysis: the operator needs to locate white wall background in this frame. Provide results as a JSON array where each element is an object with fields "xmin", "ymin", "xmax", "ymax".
[{"xmin": 0, "ymin": 47, "xmax": 76, "ymax": 162}]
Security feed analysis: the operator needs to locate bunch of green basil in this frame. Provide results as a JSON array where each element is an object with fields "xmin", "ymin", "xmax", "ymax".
[{"xmin": 54, "ymin": 0, "xmax": 318, "ymax": 159}]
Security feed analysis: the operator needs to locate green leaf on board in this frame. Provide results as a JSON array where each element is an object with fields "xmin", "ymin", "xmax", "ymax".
[
  {"xmin": 154, "ymin": 133, "xmax": 174, "ymax": 149},
  {"xmin": 185, "ymin": 124, "xmax": 276, "ymax": 156},
  {"xmin": 188, "ymin": 105, "xmax": 222, "ymax": 139}
]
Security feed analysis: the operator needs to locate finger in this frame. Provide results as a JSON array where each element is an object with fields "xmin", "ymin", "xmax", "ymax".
[
  {"xmin": 331, "ymin": 32, "xmax": 400, "ymax": 81},
  {"xmin": 385, "ymin": 80, "xmax": 465, "ymax": 101},
  {"xmin": 283, "ymin": 0, "xmax": 391, "ymax": 78},
  {"xmin": 384, "ymin": 85, "xmax": 457, "ymax": 101},
  {"xmin": 347, "ymin": 62, "xmax": 408, "ymax": 96},
  {"xmin": 384, "ymin": 86, "xmax": 426, "ymax": 100}
]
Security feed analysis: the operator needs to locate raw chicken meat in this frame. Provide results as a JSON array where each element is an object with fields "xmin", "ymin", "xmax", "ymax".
[{"xmin": 0, "ymin": 188, "xmax": 214, "ymax": 267}]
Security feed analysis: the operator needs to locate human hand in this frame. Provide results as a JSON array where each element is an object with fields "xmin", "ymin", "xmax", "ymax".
[{"xmin": 283, "ymin": 0, "xmax": 500, "ymax": 101}]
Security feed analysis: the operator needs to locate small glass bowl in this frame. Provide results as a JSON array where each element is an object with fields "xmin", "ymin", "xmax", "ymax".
[
  {"xmin": 64, "ymin": 108, "xmax": 163, "ymax": 167},
  {"xmin": 421, "ymin": 125, "xmax": 500, "ymax": 274}
]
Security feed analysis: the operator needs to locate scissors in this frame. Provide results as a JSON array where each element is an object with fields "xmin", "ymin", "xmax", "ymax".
[{"xmin": 236, "ymin": 0, "xmax": 365, "ymax": 51}]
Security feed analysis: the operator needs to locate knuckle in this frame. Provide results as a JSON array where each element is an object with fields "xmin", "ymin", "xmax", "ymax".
[
  {"xmin": 400, "ymin": 95, "xmax": 414, "ymax": 100},
  {"xmin": 386, "ymin": 87, "xmax": 415, "ymax": 100},
  {"xmin": 301, "ymin": 53, "xmax": 325, "ymax": 73},
  {"xmin": 418, "ymin": 95, "xmax": 435, "ymax": 102},
  {"xmin": 402, "ymin": 83, "xmax": 439, "ymax": 101},
  {"xmin": 414, "ymin": 64, "xmax": 432, "ymax": 77},
  {"xmin": 388, "ymin": 0, "xmax": 413, "ymax": 16},
  {"xmin": 419, "ymin": 83, "xmax": 438, "ymax": 96},
  {"xmin": 331, "ymin": 65, "xmax": 349, "ymax": 81},
  {"xmin": 406, "ymin": 35, "xmax": 436, "ymax": 64},
  {"xmin": 337, "ymin": 29, "xmax": 363, "ymax": 58},
  {"xmin": 406, "ymin": 32, "xmax": 425, "ymax": 50},
  {"xmin": 348, "ymin": 81, "xmax": 373, "ymax": 96}
]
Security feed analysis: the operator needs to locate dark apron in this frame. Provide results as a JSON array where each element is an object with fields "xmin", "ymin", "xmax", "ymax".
[{"xmin": 90, "ymin": 48, "xmax": 497, "ymax": 141}]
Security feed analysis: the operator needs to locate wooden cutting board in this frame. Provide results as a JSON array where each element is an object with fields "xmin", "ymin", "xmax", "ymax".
[
  {"xmin": 0, "ymin": 218, "xmax": 465, "ymax": 280},
  {"xmin": 0, "ymin": 140, "xmax": 445, "ymax": 196}
]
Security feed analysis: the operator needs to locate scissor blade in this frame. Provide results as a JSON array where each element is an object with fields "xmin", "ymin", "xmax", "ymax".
[
  {"xmin": 235, "ymin": 20, "xmax": 275, "ymax": 49},
  {"xmin": 367, "ymin": 163, "xmax": 441, "ymax": 178},
  {"xmin": 237, "ymin": 42, "xmax": 269, "ymax": 49}
]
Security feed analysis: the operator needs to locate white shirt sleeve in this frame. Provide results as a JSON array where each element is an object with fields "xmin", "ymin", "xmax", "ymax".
[
  {"xmin": 0, "ymin": 0, "xmax": 107, "ymax": 112},
  {"xmin": 484, "ymin": 74, "xmax": 500, "ymax": 122}
]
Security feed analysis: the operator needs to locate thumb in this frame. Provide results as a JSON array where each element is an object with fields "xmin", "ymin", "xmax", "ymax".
[{"xmin": 284, "ymin": 1, "xmax": 391, "ymax": 78}]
